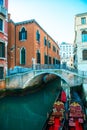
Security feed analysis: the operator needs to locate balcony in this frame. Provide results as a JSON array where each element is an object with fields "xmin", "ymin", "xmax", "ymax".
[{"xmin": 0, "ymin": 5, "xmax": 7, "ymax": 17}]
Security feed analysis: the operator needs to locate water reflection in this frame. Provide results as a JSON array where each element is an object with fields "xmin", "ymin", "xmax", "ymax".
[{"xmin": 0, "ymin": 78, "xmax": 69, "ymax": 130}]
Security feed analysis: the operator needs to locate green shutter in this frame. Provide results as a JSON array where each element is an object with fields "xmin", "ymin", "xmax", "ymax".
[
  {"xmin": 37, "ymin": 52, "xmax": 40, "ymax": 63},
  {"xmin": 2, "ymin": 43, "xmax": 5, "ymax": 57},
  {"xmin": 25, "ymin": 31, "xmax": 27, "ymax": 39},
  {"xmin": 21, "ymin": 48, "xmax": 25, "ymax": 64},
  {"xmin": 19, "ymin": 32, "xmax": 21, "ymax": 40}
]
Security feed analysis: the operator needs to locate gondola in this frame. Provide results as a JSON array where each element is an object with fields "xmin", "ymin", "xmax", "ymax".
[
  {"xmin": 68, "ymin": 91, "xmax": 85, "ymax": 130},
  {"xmin": 42, "ymin": 90, "xmax": 67, "ymax": 130}
]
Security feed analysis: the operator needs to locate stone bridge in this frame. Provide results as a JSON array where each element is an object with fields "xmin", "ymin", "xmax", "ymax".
[
  {"xmin": 5, "ymin": 66, "xmax": 87, "ymax": 116},
  {"xmin": 6, "ymin": 67, "xmax": 87, "ymax": 89}
]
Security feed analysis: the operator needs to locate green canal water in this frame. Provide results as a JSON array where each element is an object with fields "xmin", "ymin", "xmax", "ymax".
[{"xmin": 0, "ymin": 78, "xmax": 62, "ymax": 130}]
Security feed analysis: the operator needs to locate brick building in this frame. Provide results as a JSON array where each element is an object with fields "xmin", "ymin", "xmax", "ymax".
[
  {"xmin": 8, "ymin": 16, "xmax": 60, "ymax": 69},
  {"xmin": 0, "ymin": 0, "xmax": 8, "ymax": 79}
]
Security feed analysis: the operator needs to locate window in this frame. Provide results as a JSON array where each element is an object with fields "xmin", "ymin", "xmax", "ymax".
[
  {"xmin": 57, "ymin": 50, "xmax": 59, "ymax": 55},
  {"xmin": 0, "ymin": 67, "xmax": 4, "ymax": 79},
  {"xmin": 83, "ymin": 50, "xmax": 87, "ymax": 60},
  {"xmin": 36, "ymin": 50, "xmax": 40, "ymax": 63},
  {"xmin": 44, "ymin": 36, "xmax": 47, "ymax": 46},
  {"xmin": 0, "ymin": 42, "xmax": 5, "ymax": 58},
  {"xmin": 82, "ymin": 31, "xmax": 87, "ymax": 42},
  {"xmin": 49, "ymin": 56, "xmax": 51, "ymax": 64},
  {"xmin": 53, "ymin": 58, "xmax": 55, "ymax": 64},
  {"xmin": 56, "ymin": 59, "xmax": 58, "ymax": 64},
  {"xmin": 0, "ymin": 18, "xmax": 3, "ymax": 31},
  {"xmin": 48, "ymin": 41, "xmax": 51, "ymax": 48},
  {"xmin": 44, "ymin": 53, "xmax": 48, "ymax": 64},
  {"xmin": 36, "ymin": 30, "xmax": 40, "ymax": 42},
  {"xmin": 19, "ymin": 27, "xmax": 27, "ymax": 41},
  {"xmin": 53, "ymin": 46, "xmax": 56, "ymax": 52},
  {"xmin": 20, "ymin": 48, "xmax": 26, "ymax": 65},
  {"xmin": 81, "ymin": 17, "xmax": 86, "ymax": 24},
  {"xmin": 0, "ymin": 0, "xmax": 3, "ymax": 6},
  {"xmin": 63, "ymin": 53, "xmax": 65, "ymax": 58}
]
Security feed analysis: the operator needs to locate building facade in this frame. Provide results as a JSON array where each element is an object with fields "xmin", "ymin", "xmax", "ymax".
[
  {"xmin": 59, "ymin": 42, "xmax": 74, "ymax": 67},
  {"xmin": 74, "ymin": 12, "xmax": 87, "ymax": 71},
  {"xmin": 8, "ymin": 17, "xmax": 60, "ymax": 69},
  {"xmin": 0, "ymin": 0, "xmax": 8, "ymax": 79}
]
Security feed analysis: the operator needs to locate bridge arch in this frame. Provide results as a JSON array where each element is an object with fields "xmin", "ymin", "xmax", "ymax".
[{"xmin": 23, "ymin": 71, "xmax": 70, "ymax": 89}]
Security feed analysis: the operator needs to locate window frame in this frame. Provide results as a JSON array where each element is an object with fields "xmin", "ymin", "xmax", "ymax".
[
  {"xmin": 20, "ymin": 47, "xmax": 26, "ymax": 65},
  {"xmin": 0, "ymin": 18, "xmax": 4, "ymax": 32},
  {"xmin": 19, "ymin": 27, "xmax": 27, "ymax": 41},
  {"xmin": 36, "ymin": 30, "xmax": 40, "ymax": 43},
  {"xmin": 0, "ymin": 67, "xmax": 4, "ymax": 79},
  {"xmin": 44, "ymin": 36, "xmax": 47, "ymax": 46},
  {"xmin": 82, "ymin": 49, "xmax": 87, "ymax": 60},
  {"xmin": 36, "ymin": 50, "xmax": 41, "ymax": 64},
  {"xmin": 0, "ymin": 42, "xmax": 5, "ymax": 58},
  {"xmin": 82, "ymin": 30, "xmax": 87, "ymax": 42},
  {"xmin": 81, "ymin": 17, "xmax": 86, "ymax": 24}
]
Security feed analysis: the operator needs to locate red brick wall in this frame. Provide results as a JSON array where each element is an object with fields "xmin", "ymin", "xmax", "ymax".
[
  {"xmin": 0, "ymin": 0, "xmax": 8, "ymax": 78},
  {"xmin": 4, "ymin": 20, "xmax": 8, "ymax": 35},
  {"xmin": 0, "ymin": 80, "xmax": 6, "ymax": 89},
  {"xmin": 8, "ymin": 20, "xmax": 60, "ymax": 69},
  {"xmin": 5, "ymin": 0, "xmax": 8, "ymax": 9},
  {"xmin": 15, "ymin": 23, "xmax": 35, "ymax": 67},
  {"xmin": 33, "ymin": 23, "xmax": 60, "ymax": 64},
  {"xmin": 8, "ymin": 21, "xmax": 15, "ymax": 68}
]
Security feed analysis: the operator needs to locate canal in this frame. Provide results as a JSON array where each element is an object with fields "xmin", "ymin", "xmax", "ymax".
[{"xmin": 0, "ymin": 77, "xmax": 69, "ymax": 130}]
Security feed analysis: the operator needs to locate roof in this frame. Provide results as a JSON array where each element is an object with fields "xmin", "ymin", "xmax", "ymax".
[
  {"xmin": 75, "ymin": 12, "xmax": 87, "ymax": 17},
  {"xmin": 9, "ymin": 19, "xmax": 59, "ymax": 47},
  {"xmin": 60, "ymin": 42, "xmax": 73, "ymax": 46}
]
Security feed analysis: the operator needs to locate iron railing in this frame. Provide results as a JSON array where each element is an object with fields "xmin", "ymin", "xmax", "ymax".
[{"xmin": 6, "ymin": 64, "xmax": 87, "ymax": 77}]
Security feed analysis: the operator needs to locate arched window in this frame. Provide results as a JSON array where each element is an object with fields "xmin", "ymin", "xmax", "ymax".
[
  {"xmin": 82, "ymin": 31, "xmax": 87, "ymax": 42},
  {"xmin": 36, "ymin": 50, "xmax": 40, "ymax": 64},
  {"xmin": 0, "ymin": 18, "xmax": 3, "ymax": 31},
  {"xmin": 36, "ymin": 30, "xmax": 40, "ymax": 42},
  {"xmin": 19, "ymin": 27, "xmax": 27, "ymax": 41},
  {"xmin": 0, "ymin": 0, "xmax": 3, "ymax": 6},
  {"xmin": 83, "ymin": 50, "xmax": 87, "ymax": 60},
  {"xmin": 20, "ymin": 48, "xmax": 26, "ymax": 65}
]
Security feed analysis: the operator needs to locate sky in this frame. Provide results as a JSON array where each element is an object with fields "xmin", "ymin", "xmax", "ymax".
[{"xmin": 8, "ymin": 0, "xmax": 87, "ymax": 44}]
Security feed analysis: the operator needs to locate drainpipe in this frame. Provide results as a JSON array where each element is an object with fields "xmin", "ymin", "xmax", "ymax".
[
  {"xmin": 15, "ymin": 24, "xmax": 16, "ymax": 66},
  {"xmin": 47, "ymin": 34, "xmax": 49, "ymax": 65}
]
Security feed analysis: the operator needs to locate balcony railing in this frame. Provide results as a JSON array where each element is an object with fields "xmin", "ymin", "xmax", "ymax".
[{"xmin": 0, "ymin": 5, "xmax": 7, "ymax": 17}]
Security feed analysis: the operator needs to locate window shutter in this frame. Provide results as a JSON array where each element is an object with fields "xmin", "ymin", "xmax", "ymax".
[
  {"xmin": 0, "ymin": 19, "xmax": 3, "ymax": 31},
  {"xmin": 19, "ymin": 32, "xmax": 21, "ymax": 40},
  {"xmin": 39, "ymin": 33, "xmax": 40, "ymax": 42},
  {"xmin": 37, "ymin": 52, "xmax": 40, "ymax": 63},
  {"xmin": 21, "ymin": 48, "xmax": 25, "ymax": 64},
  {"xmin": 49, "ymin": 57, "xmax": 51, "ymax": 64},
  {"xmin": 0, "ymin": 67, "xmax": 3, "ymax": 79},
  {"xmin": 36, "ymin": 31, "xmax": 38, "ymax": 40},
  {"xmin": 25, "ymin": 31, "xmax": 27, "ymax": 39},
  {"xmin": 2, "ymin": 44, "xmax": 5, "ymax": 57}
]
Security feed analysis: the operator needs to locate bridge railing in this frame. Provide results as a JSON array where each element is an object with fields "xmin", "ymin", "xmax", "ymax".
[
  {"xmin": 64, "ymin": 66, "xmax": 87, "ymax": 77},
  {"xmin": 6, "ymin": 64, "xmax": 87, "ymax": 77},
  {"xmin": 35, "ymin": 64, "xmax": 60, "ymax": 70}
]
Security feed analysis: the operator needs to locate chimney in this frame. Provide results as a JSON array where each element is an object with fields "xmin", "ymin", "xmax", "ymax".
[{"xmin": 8, "ymin": 13, "xmax": 11, "ymax": 20}]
